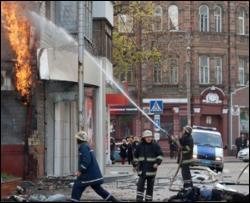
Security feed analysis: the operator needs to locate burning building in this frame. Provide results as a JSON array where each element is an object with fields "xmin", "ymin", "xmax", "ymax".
[{"xmin": 1, "ymin": 1, "xmax": 114, "ymax": 179}]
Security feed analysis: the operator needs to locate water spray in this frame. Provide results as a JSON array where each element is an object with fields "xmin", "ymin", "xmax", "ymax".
[{"xmin": 84, "ymin": 51, "xmax": 167, "ymax": 134}]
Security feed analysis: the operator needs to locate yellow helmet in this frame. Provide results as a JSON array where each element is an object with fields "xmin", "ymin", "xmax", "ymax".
[
  {"xmin": 142, "ymin": 130, "xmax": 153, "ymax": 138},
  {"xmin": 75, "ymin": 131, "xmax": 88, "ymax": 142}
]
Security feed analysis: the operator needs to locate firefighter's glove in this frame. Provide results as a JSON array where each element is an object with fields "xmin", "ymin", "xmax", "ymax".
[
  {"xmin": 75, "ymin": 171, "xmax": 81, "ymax": 177},
  {"xmin": 153, "ymin": 163, "xmax": 158, "ymax": 169},
  {"xmin": 133, "ymin": 166, "xmax": 138, "ymax": 173}
]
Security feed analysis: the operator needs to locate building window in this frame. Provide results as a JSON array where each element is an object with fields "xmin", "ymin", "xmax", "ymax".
[
  {"xmin": 215, "ymin": 57, "xmax": 222, "ymax": 84},
  {"xmin": 105, "ymin": 25, "xmax": 112, "ymax": 61},
  {"xmin": 214, "ymin": 6, "xmax": 222, "ymax": 32},
  {"xmin": 118, "ymin": 14, "xmax": 133, "ymax": 33},
  {"xmin": 206, "ymin": 116, "xmax": 212, "ymax": 124},
  {"xmin": 84, "ymin": 1, "xmax": 93, "ymax": 42},
  {"xmin": 199, "ymin": 56, "xmax": 209, "ymax": 84},
  {"xmin": 199, "ymin": 5, "xmax": 209, "ymax": 32},
  {"xmin": 55, "ymin": 1, "xmax": 78, "ymax": 33},
  {"xmin": 119, "ymin": 67, "xmax": 133, "ymax": 83},
  {"xmin": 168, "ymin": 5, "xmax": 179, "ymax": 31},
  {"xmin": 169, "ymin": 59, "xmax": 178, "ymax": 84},
  {"xmin": 152, "ymin": 5, "xmax": 163, "ymax": 32},
  {"xmin": 154, "ymin": 63, "xmax": 162, "ymax": 83},
  {"xmin": 238, "ymin": 9, "xmax": 245, "ymax": 35},
  {"xmin": 127, "ymin": 68, "xmax": 133, "ymax": 83},
  {"xmin": 239, "ymin": 58, "xmax": 245, "ymax": 85}
]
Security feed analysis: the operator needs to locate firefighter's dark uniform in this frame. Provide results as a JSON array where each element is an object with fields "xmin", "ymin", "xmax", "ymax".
[
  {"xmin": 177, "ymin": 131, "xmax": 194, "ymax": 190},
  {"xmin": 133, "ymin": 140, "xmax": 163, "ymax": 201}
]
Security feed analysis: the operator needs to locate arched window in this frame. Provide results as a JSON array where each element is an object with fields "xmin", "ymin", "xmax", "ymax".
[
  {"xmin": 169, "ymin": 58, "xmax": 178, "ymax": 84},
  {"xmin": 118, "ymin": 14, "xmax": 133, "ymax": 33},
  {"xmin": 153, "ymin": 5, "xmax": 163, "ymax": 31},
  {"xmin": 214, "ymin": 6, "xmax": 222, "ymax": 32},
  {"xmin": 168, "ymin": 5, "xmax": 179, "ymax": 31},
  {"xmin": 199, "ymin": 5, "xmax": 209, "ymax": 32},
  {"xmin": 238, "ymin": 9, "xmax": 245, "ymax": 35},
  {"xmin": 154, "ymin": 63, "xmax": 162, "ymax": 83}
]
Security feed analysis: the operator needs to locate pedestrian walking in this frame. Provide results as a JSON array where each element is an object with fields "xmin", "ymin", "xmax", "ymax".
[
  {"xmin": 133, "ymin": 130, "xmax": 163, "ymax": 202},
  {"xmin": 176, "ymin": 125, "xmax": 194, "ymax": 191},
  {"xmin": 235, "ymin": 134, "xmax": 242, "ymax": 158},
  {"xmin": 169, "ymin": 136, "xmax": 177, "ymax": 159},
  {"xmin": 71, "ymin": 131, "xmax": 119, "ymax": 202},
  {"xmin": 110, "ymin": 137, "xmax": 116, "ymax": 164},
  {"xmin": 119, "ymin": 139, "xmax": 127, "ymax": 165},
  {"xmin": 241, "ymin": 134, "xmax": 247, "ymax": 149},
  {"xmin": 132, "ymin": 136, "xmax": 140, "ymax": 154},
  {"xmin": 127, "ymin": 136, "xmax": 134, "ymax": 165}
]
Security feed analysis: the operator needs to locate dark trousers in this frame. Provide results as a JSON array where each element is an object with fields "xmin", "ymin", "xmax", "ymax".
[
  {"xmin": 128, "ymin": 154, "xmax": 133, "ymax": 165},
  {"xmin": 71, "ymin": 180, "xmax": 111, "ymax": 202},
  {"xmin": 136, "ymin": 175, "xmax": 155, "ymax": 202},
  {"xmin": 181, "ymin": 164, "xmax": 193, "ymax": 189}
]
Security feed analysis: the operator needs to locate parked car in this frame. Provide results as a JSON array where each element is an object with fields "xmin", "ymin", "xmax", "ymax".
[
  {"xmin": 191, "ymin": 125, "xmax": 225, "ymax": 172},
  {"xmin": 238, "ymin": 147, "xmax": 249, "ymax": 162},
  {"xmin": 113, "ymin": 142, "xmax": 127, "ymax": 162}
]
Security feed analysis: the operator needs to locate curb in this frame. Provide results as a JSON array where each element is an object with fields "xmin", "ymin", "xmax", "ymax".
[{"xmin": 103, "ymin": 173, "xmax": 134, "ymax": 183}]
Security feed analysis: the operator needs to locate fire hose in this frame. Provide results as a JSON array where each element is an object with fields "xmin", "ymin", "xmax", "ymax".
[
  {"xmin": 169, "ymin": 137, "xmax": 183, "ymax": 191},
  {"xmin": 236, "ymin": 162, "xmax": 249, "ymax": 184}
]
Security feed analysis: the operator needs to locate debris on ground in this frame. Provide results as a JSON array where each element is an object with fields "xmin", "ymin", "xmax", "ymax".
[{"xmin": 165, "ymin": 185, "xmax": 249, "ymax": 202}]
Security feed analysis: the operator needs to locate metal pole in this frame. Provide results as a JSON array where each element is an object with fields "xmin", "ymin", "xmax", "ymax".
[
  {"xmin": 78, "ymin": 1, "xmax": 85, "ymax": 131},
  {"xmin": 186, "ymin": 60, "xmax": 191, "ymax": 126}
]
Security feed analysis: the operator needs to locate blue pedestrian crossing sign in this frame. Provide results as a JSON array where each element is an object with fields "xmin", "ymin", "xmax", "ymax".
[{"xmin": 150, "ymin": 100, "xmax": 163, "ymax": 114}]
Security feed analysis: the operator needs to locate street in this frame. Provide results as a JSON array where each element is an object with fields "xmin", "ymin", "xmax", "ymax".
[
  {"xmin": 10, "ymin": 159, "xmax": 246, "ymax": 202},
  {"xmin": 102, "ymin": 160, "xmax": 249, "ymax": 201}
]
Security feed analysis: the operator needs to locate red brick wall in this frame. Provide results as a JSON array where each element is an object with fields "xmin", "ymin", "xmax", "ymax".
[{"xmin": 1, "ymin": 145, "xmax": 24, "ymax": 178}]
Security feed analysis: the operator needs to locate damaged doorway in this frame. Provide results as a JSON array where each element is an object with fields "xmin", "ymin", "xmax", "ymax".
[{"xmin": 54, "ymin": 101, "xmax": 78, "ymax": 176}]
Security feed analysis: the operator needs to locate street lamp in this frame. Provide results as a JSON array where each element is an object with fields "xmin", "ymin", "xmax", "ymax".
[{"xmin": 186, "ymin": 45, "xmax": 191, "ymax": 126}]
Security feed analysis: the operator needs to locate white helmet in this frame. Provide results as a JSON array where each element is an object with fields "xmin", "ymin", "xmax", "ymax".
[
  {"xmin": 184, "ymin": 125, "xmax": 192, "ymax": 134},
  {"xmin": 142, "ymin": 130, "xmax": 153, "ymax": 138},
  {"xmin": 75, "ymin": 131, "xmax": 88, "ymax": 142}
]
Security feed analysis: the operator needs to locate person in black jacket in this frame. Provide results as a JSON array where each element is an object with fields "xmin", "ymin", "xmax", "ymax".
[
  {"xmin": 71, "ymin": 131, "xmax": 119, "ymax": 202},
  {"xmin": 110, "ymin": 137, "xmax": 116, "ymax": 164},
  {"xmin": 119, "ymin": 139, "xmax": 127, "ymax": 165},
  {"xmin": 127, "ymin": 136, "xmax": 134, "ymax": 165},
  {"xmin": 133, "ymin": 130, "xmax": 163, "ymax": 202},
  {"xmin": 176, "ymin": 125, "xmax": 194, "ymax": 190}
]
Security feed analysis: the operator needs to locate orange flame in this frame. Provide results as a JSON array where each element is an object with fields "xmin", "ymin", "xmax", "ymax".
[{"xmin": 1, "ymin": 2, "xmax": 32, "ymax": 103}]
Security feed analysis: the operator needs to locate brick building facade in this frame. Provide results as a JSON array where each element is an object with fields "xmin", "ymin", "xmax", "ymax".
[{"xmin": 112, "ymin": 1, "xmax": 249, "ymax": 155}]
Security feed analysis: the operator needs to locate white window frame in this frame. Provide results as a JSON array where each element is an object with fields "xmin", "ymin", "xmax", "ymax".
[
  {"xmin": 214, "ymin": 6, "xmax": 222, "ymax": 32},
  {"xmin": 238, "ymin": 9, "xmax": 245, "ymax": 35},
  {"xmin": 215, "ymin": 57, "xmax": 222, "ymax": 84},
  {"xmin": 154, "ymin": 63, "xmax": 162, "ymax": 83},
  {"xmin": 118, "ymin": 14, "xmax": 133, "ymax": 33},
  {"xmin": 84, "ymin": 1, "xmax": 93, "ymax": 42},
  {"xmin": 169, "ymin": 59, "xmax": 178, "ymax": 84},
  {"xmin": 239, "ymin": 58, "xmax": 245, "ymax": 85},
  {"xmin": 199, "ymin": 56, "xmax": 210, "ymax": 84},
  {"xmin": 168, "ymin": 5, "xmax": 179, "ymax": 31},
  {"xmin": 153, "ymin": 5, "xmax": 163, "ymax": 32},
  {"xmin": 199, "ymin": 5, "xmax": 209, "ymax": 32}
]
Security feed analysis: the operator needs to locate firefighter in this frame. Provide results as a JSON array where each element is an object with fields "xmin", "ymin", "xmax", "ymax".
[
  {"xmin": 177, "ymin": 125, "xmax": 194, "ymax": 190},
  {"xmin": 133, "ymin": 130, "xmax": 163, "ymax": 202},
  {"xmin": 71, "ymin": 131, "xmax": 119, "ymax": 202}
]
